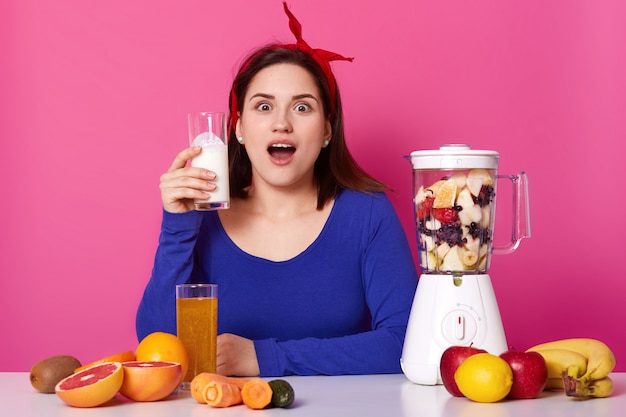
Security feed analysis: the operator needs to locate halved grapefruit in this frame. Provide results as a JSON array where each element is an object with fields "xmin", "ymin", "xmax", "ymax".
[
  {"xmin": 55, "ymin": 362, "xmax": 123, "ymax": 407},
  {"xmin": 119, "ymin": 361, "xmax": 182, "ymax": 402}
]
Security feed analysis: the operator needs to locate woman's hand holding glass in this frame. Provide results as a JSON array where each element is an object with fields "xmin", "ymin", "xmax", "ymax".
[{"xmin": 159, "ymin": 146, "xmax": 218, "ymax": 213}]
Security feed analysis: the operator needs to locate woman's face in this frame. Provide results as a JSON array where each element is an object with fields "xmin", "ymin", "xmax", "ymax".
[{"xmin": 236, "ymin": 63, "xmax": 332, "ymax": 191}]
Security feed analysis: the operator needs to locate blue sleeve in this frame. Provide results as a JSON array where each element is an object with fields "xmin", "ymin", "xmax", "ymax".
[
  {"xmin": 135, "ymin": 210, "xmax": 203, "ymax": 341},
  {"xmin": 253, "ymin": 193, "xmax": 418, "ymax": 376}
]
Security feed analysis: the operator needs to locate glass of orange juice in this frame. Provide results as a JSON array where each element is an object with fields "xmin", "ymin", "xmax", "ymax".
[{"xmin": 176, "ymin": 283, "xmax": 218, "ymax": 389}]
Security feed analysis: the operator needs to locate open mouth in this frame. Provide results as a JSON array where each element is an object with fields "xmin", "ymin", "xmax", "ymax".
[{"xmin": 268, "ymin": 143, "xmax": 296, "ymax": 160}]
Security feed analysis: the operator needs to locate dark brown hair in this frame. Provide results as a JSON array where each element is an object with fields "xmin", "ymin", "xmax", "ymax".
[{"xmin": 228, "ymin": 46, "xmax": 387, "ymax": 209}]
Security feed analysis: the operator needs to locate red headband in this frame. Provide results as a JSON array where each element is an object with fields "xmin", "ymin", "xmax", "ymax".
[{"xmin": 230, "ymin": 2, "xmax": 353, "ymax": 129}]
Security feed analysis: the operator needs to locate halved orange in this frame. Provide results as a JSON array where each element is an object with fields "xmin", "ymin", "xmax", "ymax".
[
  {"xmin": 74, "ymin": 350, "xmax": 135, "ymax": 373},
  {"xmin": 119, "ymin": 361, "xmax": 182, "ymax": 402}
]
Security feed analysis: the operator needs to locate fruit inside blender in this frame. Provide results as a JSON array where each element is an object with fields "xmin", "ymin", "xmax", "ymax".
[{"xmin": 414, "ymin": 168, "xmax": 496, "ymax": 274}]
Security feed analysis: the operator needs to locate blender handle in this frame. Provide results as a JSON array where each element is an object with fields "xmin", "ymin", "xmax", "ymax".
[{"xmin": 493, "ymin": 172, "xmax": 531, "ymax": 255}]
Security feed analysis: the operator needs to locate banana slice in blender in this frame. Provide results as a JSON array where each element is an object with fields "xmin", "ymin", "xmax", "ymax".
[{"xmin": 462, "ymin": 250, "xmax": 479, "ymax": 267}]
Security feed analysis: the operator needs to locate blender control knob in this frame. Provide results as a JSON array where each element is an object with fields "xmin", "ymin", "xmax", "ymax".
[
  {"xmin": 442, "ymin": 310, "xmax": 478, "ymax": 344},
  {"xmin": 455, "ymin": 315, "xmax": 465, "ymax": 339}
]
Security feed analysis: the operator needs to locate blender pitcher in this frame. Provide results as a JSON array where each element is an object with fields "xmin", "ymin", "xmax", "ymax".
[{"xmin": 401, "ymin": 144, "xmax": 530, "ymax": 385}]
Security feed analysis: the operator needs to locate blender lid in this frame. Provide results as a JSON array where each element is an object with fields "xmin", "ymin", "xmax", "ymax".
[{"xmin": 409, "ymin": 144, "xmax": 499, "ymax": 170}]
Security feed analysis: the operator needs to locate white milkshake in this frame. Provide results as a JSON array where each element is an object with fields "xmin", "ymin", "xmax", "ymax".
[{"xmin": 190, "ymin": 130, "xmax": 230, "ymax": 210}]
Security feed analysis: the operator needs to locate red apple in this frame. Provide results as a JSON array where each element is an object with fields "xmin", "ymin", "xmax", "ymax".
[
  {"xmin": 440, "ymin": 345, "xmax": 487, "ymax": 397},
  {"xmin": 500, "ymin": 350, "xmax": 548, "ymax": 399}
]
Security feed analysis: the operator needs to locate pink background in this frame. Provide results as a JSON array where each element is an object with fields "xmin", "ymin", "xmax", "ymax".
[{"xmin": 2, "ymin": 0, "xmax": 624, "ymax": 372}]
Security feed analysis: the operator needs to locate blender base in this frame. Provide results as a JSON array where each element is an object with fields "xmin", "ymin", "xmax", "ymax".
[{"xmin": 401, "ymin": 273, "xmax": 508, "ymax": 385}]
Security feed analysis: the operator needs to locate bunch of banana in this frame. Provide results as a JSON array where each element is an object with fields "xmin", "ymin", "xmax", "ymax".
[{"xmin": 526, "ymin": 338, "xmax": 616, "ymax": 398}]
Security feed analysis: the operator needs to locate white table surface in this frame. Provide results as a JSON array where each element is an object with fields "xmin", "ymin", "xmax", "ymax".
[{"xmin": 2, "ymin": 372, "xmax": 625, "ymax": 417}]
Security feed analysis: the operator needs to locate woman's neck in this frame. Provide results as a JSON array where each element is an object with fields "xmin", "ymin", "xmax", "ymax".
[
  {"xmin": 244, "ymin": 179, "xmax": 320, "ymax": 218},
  {"xmin": 218, "ymin": 176, "xmax": 334, "ymax": 262}
]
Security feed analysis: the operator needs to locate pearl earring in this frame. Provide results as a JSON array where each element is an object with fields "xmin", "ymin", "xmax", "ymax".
[
  {"xmin": 237, "ymin": 136, "xmax": 244, "ymax": 144},
  {"xmin": 323, "ymin": 140, "xmax": 330, "ymax": 147}
]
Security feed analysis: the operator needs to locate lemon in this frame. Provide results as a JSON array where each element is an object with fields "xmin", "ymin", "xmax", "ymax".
[{"xmin": 454, "ymin": 353, "xmax": 513, "ymax": 403}]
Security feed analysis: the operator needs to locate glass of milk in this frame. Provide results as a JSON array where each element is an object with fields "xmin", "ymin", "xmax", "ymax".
[{"xmin": 188, "ymin": 112, "xmax": 230, "ymax": 210}]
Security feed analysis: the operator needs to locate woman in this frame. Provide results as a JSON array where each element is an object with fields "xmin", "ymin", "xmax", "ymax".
[{"xmin": 136, "ymin": 3, "xmax": 418, "ymax": 377}]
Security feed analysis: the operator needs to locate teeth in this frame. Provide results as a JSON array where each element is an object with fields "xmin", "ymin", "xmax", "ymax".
[{"xmin": 270, "ymin": 143, "xmax": 293, "ymax": 148}]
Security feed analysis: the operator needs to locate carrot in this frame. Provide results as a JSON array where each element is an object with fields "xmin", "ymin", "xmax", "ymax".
[
  {"xmin": 241, "ymin": 379, "xmax": 273, "ymax": 410},
  {"xmin": 190, "ymin": 373, "xmax": 250, "ymax": 403},
  {"xmin": 202, "ymin": 381, "xmax": 243, "ymax": 408}
]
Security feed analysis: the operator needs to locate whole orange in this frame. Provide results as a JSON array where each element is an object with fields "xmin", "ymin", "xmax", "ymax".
[{"xmin": 135, "ymin": 332, "xmax": 189, "ymax": 385}]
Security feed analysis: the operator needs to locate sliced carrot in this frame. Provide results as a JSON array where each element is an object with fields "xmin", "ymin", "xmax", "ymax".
[
  {"xmin": 241, "ymin": 379, "xmax": 273, "ymax": 410},
  {"xmin": 190, "ymin": 373, "xmax": 250, "ymax": 403},
  {"xmin": 202, "ymin": 381, "xmax": 243, "ymax": 408}
]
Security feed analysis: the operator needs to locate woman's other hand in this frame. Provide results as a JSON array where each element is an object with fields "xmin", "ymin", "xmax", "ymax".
[
  {"xmin": 216, "ymin": 333, "xmax": 260, "ymax": 377},
  {"xmin": 159, "ymin": 146, "xmax": 217, "ymax": 213}
]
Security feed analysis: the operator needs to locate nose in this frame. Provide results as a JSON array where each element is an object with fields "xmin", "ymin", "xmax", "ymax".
[{"xmin": 270, "ymin": 108, "xmax": 293, "ymax": 133}]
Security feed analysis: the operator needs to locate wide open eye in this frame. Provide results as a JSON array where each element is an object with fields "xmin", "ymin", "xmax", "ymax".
[
  {"xmin": 256, "ymin": 102, "xmax": 272, "ymax": 112},
  {"xmin": 294, "ymin": 103, "xmax": 311, "ymax": 112}
]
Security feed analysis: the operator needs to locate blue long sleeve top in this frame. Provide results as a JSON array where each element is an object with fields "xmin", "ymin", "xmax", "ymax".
[{"xmin": 136, "ymin": 189, "xmax": 418, "ymax": 376}]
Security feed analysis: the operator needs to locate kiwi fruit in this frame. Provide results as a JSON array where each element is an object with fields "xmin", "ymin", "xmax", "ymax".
[{"xmin": 30, "ymin": 355, "xmax": 82, "ymax": 393}]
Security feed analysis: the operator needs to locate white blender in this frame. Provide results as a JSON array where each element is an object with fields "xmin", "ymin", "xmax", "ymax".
[{"xmin": 401, "ymin": 144, "xmax": 530, "ymax": 385}]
